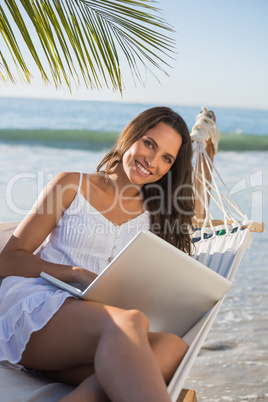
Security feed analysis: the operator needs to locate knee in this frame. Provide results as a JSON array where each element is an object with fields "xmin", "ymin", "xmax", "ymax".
[
  {"xmin": 115, "ymin": 309, "xmax": 150, "ymax": 334},
  {"xmin": 164, "ymin": 332, "xmax": 188, "ymax": 352},
  {"xmin": 149, "ymin": 332, "xmax": 189, "ymax": 379},
  {"xmin": 152, "ymin": 332, "xmax": 189, "ymax": 383},
  {"xmin": 158, "ymin": 332, "xmax": 189, "ymax": 359},
  {"xmin": 96, "ymin": 309, "xmax": 150, "ymax": 362},
  {"xmin": 102, "ymin": 308, "xmax": 149, "ymax": 339},
  {"xmin": 170, "ymin": 334, "xmax": 188, "ymax": 363}
]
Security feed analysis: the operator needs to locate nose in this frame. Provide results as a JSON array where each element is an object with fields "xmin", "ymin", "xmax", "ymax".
[
  {"xmin": 144, "ymin": 154, "xmax": 157, "ymax": 168},
  {"xmin": 144, "ymin": 157, "xmax": 150, "ymax": 167}
]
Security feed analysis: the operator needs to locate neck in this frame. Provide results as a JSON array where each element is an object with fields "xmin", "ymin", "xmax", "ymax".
[{"xmin": 106, "ymin": 162, "xmax": 141, "ymax": 199}]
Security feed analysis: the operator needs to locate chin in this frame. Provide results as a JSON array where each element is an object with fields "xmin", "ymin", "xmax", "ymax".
[
  {"xmin": 127, "ymin": 175, "xmax": 148, "ymax": 186},
  {"xmin": 137, "ymin": 176, "xmax": 156, "ymax": 186}
]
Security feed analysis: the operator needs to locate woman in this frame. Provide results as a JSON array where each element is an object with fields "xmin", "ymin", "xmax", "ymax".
[{"xmin": 0, "ymin": 106, "xmax": 194, "ymax": 401}]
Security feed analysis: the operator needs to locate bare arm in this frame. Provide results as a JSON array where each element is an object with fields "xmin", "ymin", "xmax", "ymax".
[{"xmin": 0, "ymin": 172, "xmax": 97, "ymax": 287}]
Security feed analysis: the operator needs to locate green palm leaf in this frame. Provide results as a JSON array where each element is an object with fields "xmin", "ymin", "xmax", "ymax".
[{"xmin": 0, "ymin": 0, "xmax": 175, "ymax": 93}]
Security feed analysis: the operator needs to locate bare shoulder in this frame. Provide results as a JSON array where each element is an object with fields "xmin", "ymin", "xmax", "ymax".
[
  {"xmin": 51, "ymin": 172, "xmax": 83, "ymax": 210},
  {"xmin": 81, "ymin": 171, "xmax": 107, "ymax": 195},
  {"xmin": 9, "ymin": 172, "xmax": 84, "ymax": 253},
  {"xmin": 51, "ymin": 171, "xmax": 81, "ymax": 187}
]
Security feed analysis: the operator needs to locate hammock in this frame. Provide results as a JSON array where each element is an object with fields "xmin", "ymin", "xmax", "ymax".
[
  {"xmin": 168, "ymin": 107, "xmax": 258, "ymax": 401},
  {"xmin": 0, "ymin": 108, "xmax": 263, "ymax": 402}
]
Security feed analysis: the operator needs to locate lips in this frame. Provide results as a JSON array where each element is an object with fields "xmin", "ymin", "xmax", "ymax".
[{"xmin": 135, "ymin": 160, "xmax": 152, "ymax": 176}]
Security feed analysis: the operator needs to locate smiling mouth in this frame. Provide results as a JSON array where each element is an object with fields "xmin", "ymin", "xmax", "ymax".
[{"xmin": 135, "ymin": 161, "xmax": 151, "ymax": 176}]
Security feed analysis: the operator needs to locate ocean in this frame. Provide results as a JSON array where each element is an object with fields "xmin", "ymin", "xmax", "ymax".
[
  {"xmin": 0, "ymin": 97, "xmax": 267, "ymax": 401},
  {"xmin": 1, "ymin": 97, "xmax": 268, "ymax": 152}
]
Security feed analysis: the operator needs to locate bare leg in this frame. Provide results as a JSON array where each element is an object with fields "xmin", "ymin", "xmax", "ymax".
[
  {"xmin": 148, "ymin": 332, "xmax": 188, "ymax": 383},
  {"xmin": 93, "ymin": 310, "xmax": 171, "ymax": 402},
  {"xmin": 43, "ymin": 333, "xmax": 188, "ymax": 386},
  {"xmin": 44, "ymin": 365, "xmax": 109, "ymax": 401},
  {"xmin": 20, "ymin": 299, "xmax": 178, "ymax": 402},
  {"xmin": 43, "ymin": 364, "xmax": 95, "ymax": 386},
  {"xmin": 57, "ymin": 333, "xmax": 188, "ymax": 401},
  {"xmin": 45, "ymin": 332, "xmax": 188, "ymax": 401},
  {"xmin": 58, "ymin": 374, "xmax": 109, "ymax": 402}
]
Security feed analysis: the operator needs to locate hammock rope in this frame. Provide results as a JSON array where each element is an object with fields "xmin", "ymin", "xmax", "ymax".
[
  {"xmin": 191, "ymin": 109, "xmax": 251, "ymax": 245},
  {"xmin": 189, "ymin": 107, "xmax": 253, "ymax": 282},
  {"xmin": 190, "ymin": 106, "xmax": 220, "ymax": 154}
]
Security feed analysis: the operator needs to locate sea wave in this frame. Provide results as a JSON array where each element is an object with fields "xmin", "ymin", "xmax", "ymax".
[
  {"xmin": 0, "ymin": 129, "xmax": 268, "ymax": 151},
  {"xmin": 0, "ymin": 129, "xmax": 119, "ymax": 151},
  {"xmin": 218, "ymin": 133, "xmax": 268, "ymax": 151}
]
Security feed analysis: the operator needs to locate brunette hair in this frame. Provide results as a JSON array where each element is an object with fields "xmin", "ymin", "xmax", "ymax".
[{"xmin": 97, "ymin": 106, "xmax": 194, "ymax": 254}]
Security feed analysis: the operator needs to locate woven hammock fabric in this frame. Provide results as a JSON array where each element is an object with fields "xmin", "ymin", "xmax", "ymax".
[{"xmin": 193, "ymin": 226, "xmax": 252, "ymax": 279}]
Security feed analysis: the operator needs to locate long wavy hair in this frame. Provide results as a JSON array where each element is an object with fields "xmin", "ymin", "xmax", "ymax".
[{"xmin": 97, "ymin": 106, "xmax": 194, "ymax": 254}]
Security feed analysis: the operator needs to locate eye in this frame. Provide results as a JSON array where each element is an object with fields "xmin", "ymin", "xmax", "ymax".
[
  {"xmin": 163, "ymin": 155, "xmax": 172, "ymax": 164},
  {"xmin": 143, "ymin": 139, "xmax": 153, "ymax": 148}
]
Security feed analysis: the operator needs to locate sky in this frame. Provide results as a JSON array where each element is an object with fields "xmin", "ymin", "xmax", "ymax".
[{"xmin": 0, "ymin": 0, "xmax": 268, "ymax": 110}]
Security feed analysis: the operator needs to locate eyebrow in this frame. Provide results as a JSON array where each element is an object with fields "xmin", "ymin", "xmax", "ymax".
[{"xmin": 146, "ymin": 136, "xmax": 176, "ymax": 161}]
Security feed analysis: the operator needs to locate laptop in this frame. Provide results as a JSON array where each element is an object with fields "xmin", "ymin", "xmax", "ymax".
[{"xmin": 41, "ymin": 230, "xmax": 233, "ymax": 337}]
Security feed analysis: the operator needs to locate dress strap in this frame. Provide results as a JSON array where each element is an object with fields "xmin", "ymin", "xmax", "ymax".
[{"xmin": 77, "ymin": 172, "xmax": 83, "ymax": 194}]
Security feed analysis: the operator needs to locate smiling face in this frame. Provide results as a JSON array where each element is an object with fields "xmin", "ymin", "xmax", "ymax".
[{"xmin": 122, "ymin": 122, "xmax": 182, "ymax": 186}]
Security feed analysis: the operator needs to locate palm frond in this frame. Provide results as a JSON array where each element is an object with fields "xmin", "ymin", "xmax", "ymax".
[{"xmin": 0, "ymin": 0, "xmax": 175, "ymax": 92}]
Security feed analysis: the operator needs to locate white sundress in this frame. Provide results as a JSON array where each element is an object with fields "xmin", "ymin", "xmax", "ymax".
[{"xmin": 0, "ymin": 173, "xmax": 150, "ymax": 370}]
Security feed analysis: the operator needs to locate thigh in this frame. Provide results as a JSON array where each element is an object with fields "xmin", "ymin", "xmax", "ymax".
[
  {"xmin": 43, "ymin": 364, "xmax": 95, "ymax": 386},
  {"xmin": 20, "ymin": 298, "xmax": 131, "ymax": 371}
]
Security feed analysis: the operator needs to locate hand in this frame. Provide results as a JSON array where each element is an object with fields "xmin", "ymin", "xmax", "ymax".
[{"xmin": 72, "ymin": 267, "xmax": 98, "ymax": 289}]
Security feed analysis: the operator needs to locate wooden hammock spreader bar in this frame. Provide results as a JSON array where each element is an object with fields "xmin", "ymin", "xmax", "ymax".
[
  {"xmin": 192, "ymin": 218, "xmax": 264, "ymax": 233},
  {"xmin": 177, "ymin": 388, "xmax": 197, "ymax": 402}
]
